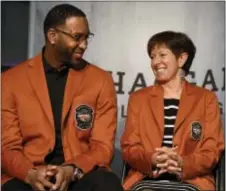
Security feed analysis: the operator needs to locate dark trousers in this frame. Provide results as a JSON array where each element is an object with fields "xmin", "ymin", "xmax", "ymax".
[
  {"xmin": 2, "ymin": 168, "xmax": 124, "ymax": 191},
  {"xmin": 131, "ymin": 180, "xmax": 200, "ymax": 191}
]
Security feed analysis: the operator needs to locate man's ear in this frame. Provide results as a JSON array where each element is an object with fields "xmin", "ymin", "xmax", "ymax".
[
  {"xmin": 178, "ymin": 53, "xmax": 188, "ymax": 68},
  {"xmin": 47, "ymin": 28, "xmax": 57, "ymax": 45}
]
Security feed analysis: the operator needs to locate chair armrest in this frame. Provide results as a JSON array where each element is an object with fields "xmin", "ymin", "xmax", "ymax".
[
  {"xmin": 120, "ymin": 161, "xmax": 131, "ymax": 184},
  {"xmin": 215, "ymin": 150, "xmax": 225, "ymax": 191}
]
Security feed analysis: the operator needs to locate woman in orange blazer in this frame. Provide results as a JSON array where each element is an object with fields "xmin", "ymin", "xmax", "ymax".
[{"xmin": 121, "ymin": 31, "xmax": 224, "ymax": 191}]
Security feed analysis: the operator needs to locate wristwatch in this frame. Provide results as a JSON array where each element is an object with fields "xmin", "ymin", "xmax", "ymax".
[
  {"xmin": 72, "ymin": 166, "xmax": 84, "ymax": 181},
  {"xmin": 61, "ymin": 164, "xmax": 84, "ymax": 181}
]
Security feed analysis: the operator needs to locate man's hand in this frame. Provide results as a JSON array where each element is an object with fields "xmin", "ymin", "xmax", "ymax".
[
  {"xmin": 49, "ymin": 165, "xmax": 74, "ymax": 191},
  {"xmin": 25, "ymin": 166, "xmax": 54, "ymax": 191}
]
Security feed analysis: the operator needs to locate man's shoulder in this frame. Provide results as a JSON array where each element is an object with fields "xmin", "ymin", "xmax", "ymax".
[
  {"xmin": 2, "ymin": 59, "xmax": 30, "ymax": 80},
  {"xmin": 2, "ymin": 54, "xmax": 40, "ymax": 82},
  {"xmin": 87, "ymin": 62, "xmax": 109, "ymax": 74},
  {"xmin": 85, "ymin": 62, "xmax": 112, "ymax": 79}
]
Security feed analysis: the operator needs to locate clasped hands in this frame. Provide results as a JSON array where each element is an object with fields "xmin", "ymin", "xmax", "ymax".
[
  {"xmin": 151, "ymin": 146, "xmax": 183, "ymax": 179},
  {"xmin": 25, "ymin": 165, "xmax": 76, "ymax": 191}
]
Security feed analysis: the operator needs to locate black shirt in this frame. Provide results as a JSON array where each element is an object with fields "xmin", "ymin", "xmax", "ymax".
[{"xmin": 43, "ymin": 56, "xmax": 69, "ymax": 165}]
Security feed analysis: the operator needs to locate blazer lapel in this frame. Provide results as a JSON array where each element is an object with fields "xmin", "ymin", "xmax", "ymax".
[
  {"xmin": 174, "ymin": 81, "xmax": 196, "ymax": 133},
  {"xmin": 149, "ymin": 85, "xmax": 164, "ymax": 137},
  {"xmin": 61, "ymin": 67, "xmax": 87, "ymax": 126},
  {"xmin": 27, "ymin": 54, "xmax": 54, "ymax": 128}
]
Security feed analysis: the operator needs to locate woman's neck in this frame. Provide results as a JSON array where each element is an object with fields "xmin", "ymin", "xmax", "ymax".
[{"xmin": 161, "ymin": 76, "xmax": 185, "ymax": 99}]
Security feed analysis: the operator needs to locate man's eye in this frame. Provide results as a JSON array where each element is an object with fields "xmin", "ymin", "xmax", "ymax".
[{"xmin": 73, "ymin": 34, "xmax": 82, "ymax": 40}]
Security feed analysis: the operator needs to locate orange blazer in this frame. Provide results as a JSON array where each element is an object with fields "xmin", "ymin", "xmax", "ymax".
[
  {"xmin": 1, "ymin": 54, "xmax": 117, "ymax": 185},
  {"xmin": 121, "ymin": 81, "xmax": 224, "ymax": 191}
]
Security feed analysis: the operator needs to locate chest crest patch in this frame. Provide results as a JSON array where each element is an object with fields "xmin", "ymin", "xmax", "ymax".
[
  {"xmin": 75, "ymin": 105, "xmax": 94, "ymax": 130},
  {"xmin": 190, "ymin": 121, "xmax": 202, "ymax": 140}
]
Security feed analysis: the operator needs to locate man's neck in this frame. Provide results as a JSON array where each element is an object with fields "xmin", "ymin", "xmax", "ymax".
[{"xmin": 44, "ymin": 46, "xmax": 64, "ymax": 69}]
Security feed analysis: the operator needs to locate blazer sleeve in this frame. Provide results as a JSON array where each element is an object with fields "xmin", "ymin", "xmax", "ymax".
[
  {"xmin": 1, "ymin": 77, "xmax": 34, "ymax": 181},
  {"xmin": 181, "ymin": 91, "xmax": 225, "ymax": 180},
  {"xmin": 64, "ymin": 72, "xmax": 117, "ymax": 173},
  {"xmin": 120, "ymin": 93, "xmax": 153, "ymax": 175}
]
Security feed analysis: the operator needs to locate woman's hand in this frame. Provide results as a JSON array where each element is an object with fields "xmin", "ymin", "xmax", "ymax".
[{"xmin": 151, "ymin": 146, "xmax": 183, "ymax": 179}]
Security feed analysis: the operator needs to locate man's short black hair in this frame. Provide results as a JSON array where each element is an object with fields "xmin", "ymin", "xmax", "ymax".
[
  {"xmin": 43, "ymin": 4, "xmax": 86, "ymax": 38},
  {"xmin": 147, "ymin": 31, "xmax": 196, "ymax": 76}
]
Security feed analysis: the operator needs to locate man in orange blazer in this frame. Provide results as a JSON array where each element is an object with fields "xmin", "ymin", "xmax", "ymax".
[{"xmin": 1, "ymin": 4, "xmax": 123, "ymax": 191}]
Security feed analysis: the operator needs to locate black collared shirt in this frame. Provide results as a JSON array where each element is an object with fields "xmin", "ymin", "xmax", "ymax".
[{"xmin": 43, "ymin": 56, "xmax": 69, "ymax": 165}]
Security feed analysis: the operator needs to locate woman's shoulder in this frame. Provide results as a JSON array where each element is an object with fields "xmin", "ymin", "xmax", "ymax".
[
  {"xmin": 129, "ymin": 85, "xmax": 155, "ymax": 101},
  {"xmin": 187, "ymin": 82, "xmax": 216, "ymax": 96},
  {"xmin": 186, "ymin": 82, "xmax": 219, "ymax": 104}
]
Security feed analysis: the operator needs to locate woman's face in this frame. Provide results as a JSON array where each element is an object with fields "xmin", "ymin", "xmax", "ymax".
[{"xmin": 150, "ymin": 44, "xmax": 182, "ymax": 84}]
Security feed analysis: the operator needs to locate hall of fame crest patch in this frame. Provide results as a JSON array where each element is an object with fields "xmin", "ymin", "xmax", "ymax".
[
  {"xmin": 190, "ymin": 121, "xmax": 202, "ymax": 140},
  {"xmin": 75, "ymin": 105, "xmax": 94, "ymax": 130}
]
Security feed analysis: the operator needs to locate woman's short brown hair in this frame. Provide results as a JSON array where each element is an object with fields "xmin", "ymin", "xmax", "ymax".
[{"xmin": 147, "ymin": 31, "xmax": 196, "ymax": 76}]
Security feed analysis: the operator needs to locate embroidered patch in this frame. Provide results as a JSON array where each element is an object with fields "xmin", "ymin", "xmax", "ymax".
[
  {"xmin": 191, "ymin": 121, "xmax": 202, "ymax": 140},
  {"xmin": 75, "ymin": 105, "xmax": 94, "ymax": 130}
]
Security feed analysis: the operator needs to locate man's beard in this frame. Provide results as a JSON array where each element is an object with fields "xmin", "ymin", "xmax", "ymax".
[
  {"xmin": 57, "ymin": 48, "xmax": 87, "ymax": 70},
  {"xmin": 63, "ymin": 58, "xmax": 88, "ymax": 71}
]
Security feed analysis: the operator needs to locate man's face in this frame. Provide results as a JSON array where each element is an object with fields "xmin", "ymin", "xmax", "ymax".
[{"xmin": 53, "ymin": 16, "xmax": 91, "ymax": 65}]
